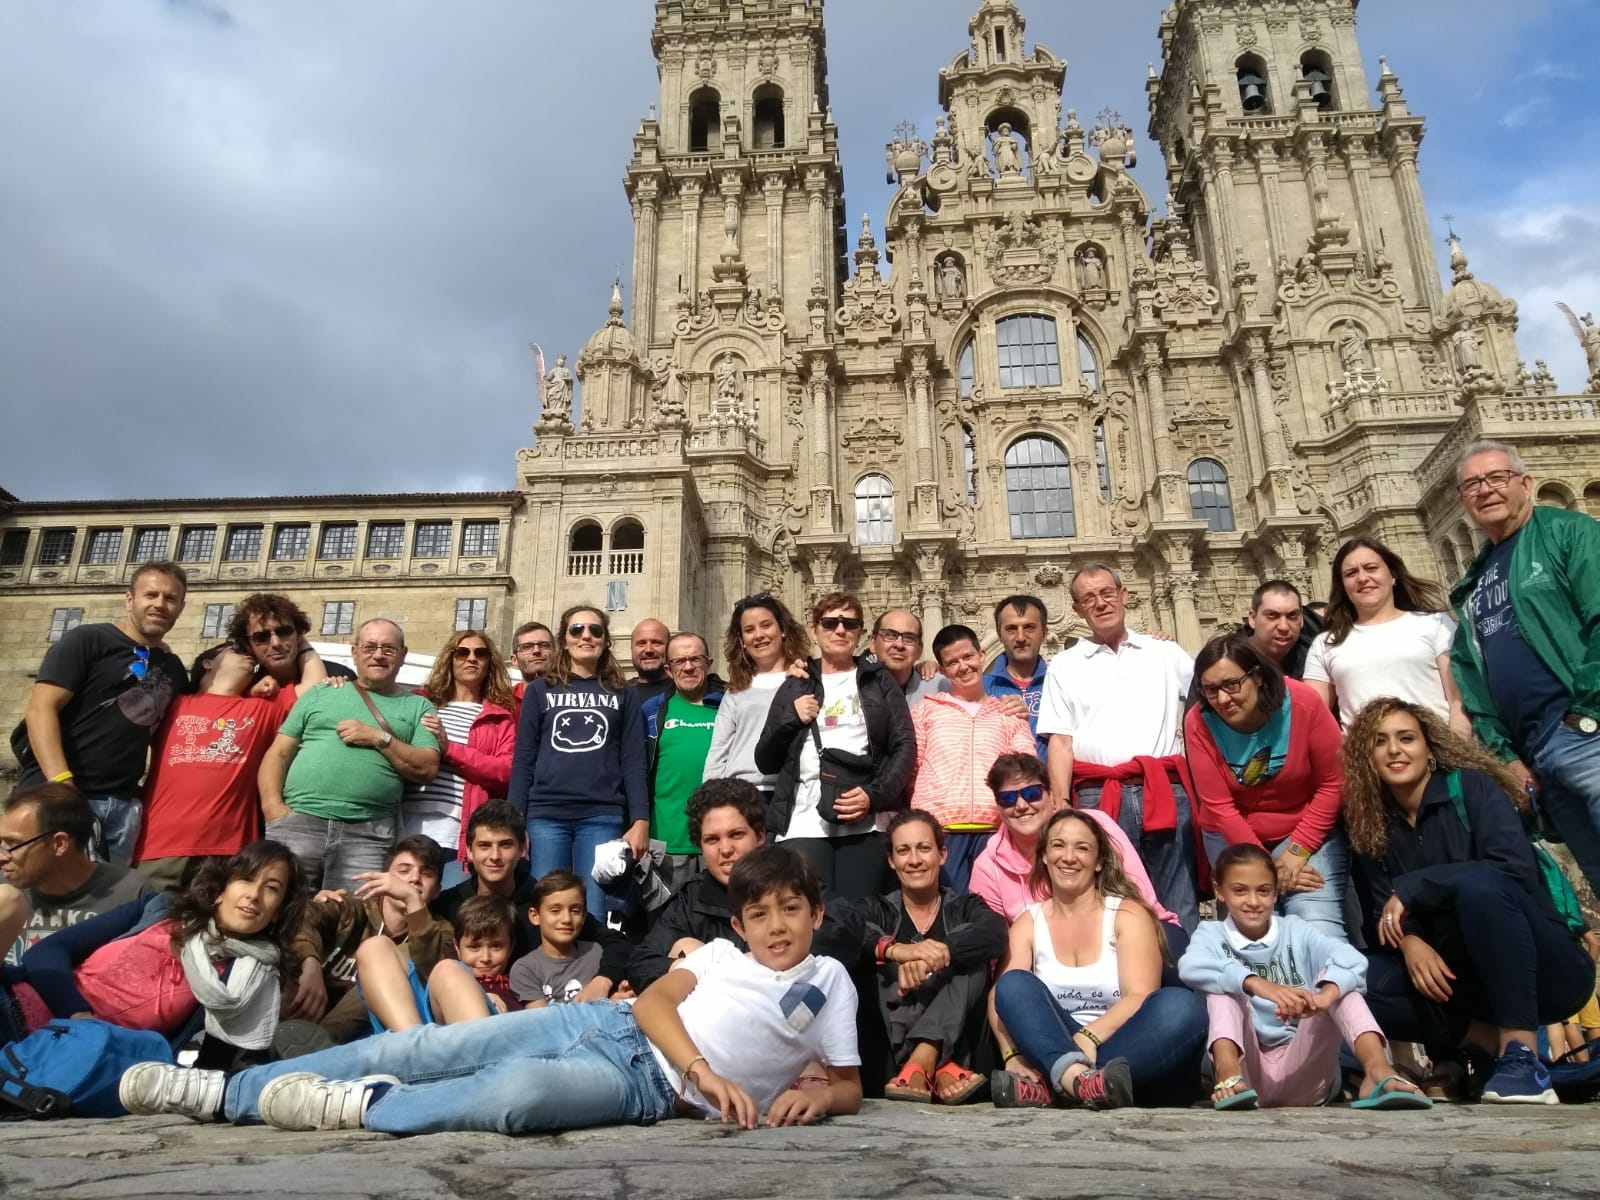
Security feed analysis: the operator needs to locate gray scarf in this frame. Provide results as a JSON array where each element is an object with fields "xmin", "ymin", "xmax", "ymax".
[{"xmin": 179, "ymin": 922, "xmax": 282, "ymax": 1050}]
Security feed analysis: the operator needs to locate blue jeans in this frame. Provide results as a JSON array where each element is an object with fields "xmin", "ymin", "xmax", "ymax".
[
  {"xmin": 86, "ymin": 794, "xmax": 142, "ymax": 867},
  {"xmin": 1530, "ymin": 722, "xmax": 1600, "ymax": 897},
  {"xmin": 265, "ymin": 810, "xmax": 396, "ymax": 895},
  {"xmin": 994, "ymin": 971, "xmax": 1207, "ymax": 1106},
  {"xmin": 223, "ymin": 1001, "xmax": 676, "ymax": 1134},
  {"xmin": 1076, "ymin": 781, "xmax": 1199, "ymax": 931},
  {"xmin": 439, "ymin": 858, "xmax": 471, "ymax": 890},
  {"xmin": 527, "ymin": 814, "xmax": 624, "ymax": 917},
  {"xmin": 1202, "ymin": 829, "xmax": 1350, "ymax": 940}
]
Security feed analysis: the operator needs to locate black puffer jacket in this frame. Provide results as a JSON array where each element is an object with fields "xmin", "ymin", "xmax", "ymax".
[{"xmin": 753, "ymin": 655, "xmax": 915, "ymax": 836}]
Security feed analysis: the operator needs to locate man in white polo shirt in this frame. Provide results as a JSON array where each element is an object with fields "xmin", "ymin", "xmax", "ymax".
[{"xmin": 1036, "ymin": 562, "xmax": 1199, "ymax": 930}]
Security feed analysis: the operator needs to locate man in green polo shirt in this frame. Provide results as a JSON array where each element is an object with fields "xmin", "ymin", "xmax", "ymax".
[
  {"xmin": 258, "ymin": 618, "xmax": 440, "ymax": 893},
  {"xmin": 641, "ymin": 633, "xmax": 723, "ymax": 889}
]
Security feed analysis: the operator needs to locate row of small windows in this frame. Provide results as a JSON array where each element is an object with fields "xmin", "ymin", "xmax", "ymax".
[
  {"xmin": 957, "ymin": 317, "xmax": 1100, "ymax": 397},
  {"xmin": 1, "ymin": 519, "xmax": 502, "ymax": 569},
  {"xmin": 566, "ymin": 518, "xmax": 647, "ymax": 577},
  {"xmin": 44, "ymin": 595, "xmax": 489, "ymax": 646},
  {"xmin": 849, "ymin": 444, "xmax": 1236, "ymax": 544},
  {"xmin": 1237, "ymin": 51, "xmax": 1335, "ymax": 114}
]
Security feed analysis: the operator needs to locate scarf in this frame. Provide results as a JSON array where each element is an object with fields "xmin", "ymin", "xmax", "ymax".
[{"xmin": 179, "ymin": 921, "xmax": 282, "ymax": 1051}]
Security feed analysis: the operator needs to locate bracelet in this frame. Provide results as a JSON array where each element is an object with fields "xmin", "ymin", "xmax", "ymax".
[
  {"xmin": 1002, "ymin": 1048, "xmax": 1023, "ymax": 1063},
  {"xmin": 1079, "ymin": 1029, "xmax": 1102, "ymax": 1049},
  {"xmin": 680, "ymin": 1055, "xmax": 707, "ymax": 1097},
  {"xmin": 790, "ymin": 1074, "xmax": 831, "ymax": 1089},
  {"xmin": 874, "ymin": 936, "xmax": 896, "ymax": 965},
  {"xmin": 50, "ymin": 770, "xmax": 74, "ymax": 783}
]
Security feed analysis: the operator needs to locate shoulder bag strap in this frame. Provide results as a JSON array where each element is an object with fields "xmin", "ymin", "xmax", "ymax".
[{"xmin": 354, "ymin": 684, "xmax": 396, "ymax": 739}]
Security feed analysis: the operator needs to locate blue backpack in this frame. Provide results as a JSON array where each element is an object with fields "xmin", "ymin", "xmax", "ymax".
[{"xmin": 0, "ymin": 1020, "xmax": 173, "ymax": 1119}]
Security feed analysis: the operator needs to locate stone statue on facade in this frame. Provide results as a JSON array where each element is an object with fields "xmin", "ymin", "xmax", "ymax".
[
  {"xmin": 1533, "ymin": 360, "xmax": 1557, "ymax": 395},
  {"xmin": 1078, "ymin": 246, "xmax": 1106, "ymax": 291},
  {"xmin": 1583, "ymin": 313, "xmax": 1600, "ymax": 385},
  {"xmin": 745, "ymin": 287, "xmax": 764, "ymax": 322},
  {"xmin": 1451, "ymin": 321, "xmax": 1483, "ymax": 374},
  {"xmin": 936, "ymin": 255, "xmax": 965, "ymax": 301},
  {"xmin": 992, "ymin": 123, "xmax": 1023, "ymax": 177},
  {"xmin": 1337, "ymin": 321, "xmax": 1373, "ymax": 374},
  {"xmin": 715, "ymin": 354, "xmax": 745, "ymax": 406},
  {"xmin": 542, "ymin": 353, "xmax": 573, "ymax": 418}
]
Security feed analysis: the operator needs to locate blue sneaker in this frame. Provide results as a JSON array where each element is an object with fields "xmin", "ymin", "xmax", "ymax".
[{"xmin": 1481, "ymin": 1041, "xmax": 1558, "ymax": 1105}]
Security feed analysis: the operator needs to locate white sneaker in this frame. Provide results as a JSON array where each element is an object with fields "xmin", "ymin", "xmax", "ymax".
[
  {"xmin": 119, "ymin": 1062, "xmax": 226, "ymax": 1121},
  {"xmin": 258, "ymin": 1071, "xmax": 402, "ymax": 1131}
]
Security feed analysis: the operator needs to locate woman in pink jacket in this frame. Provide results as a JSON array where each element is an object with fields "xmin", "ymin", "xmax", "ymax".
[{"xmin": 406, "ymin": 630, "xmax": 518, "ymax": 886}]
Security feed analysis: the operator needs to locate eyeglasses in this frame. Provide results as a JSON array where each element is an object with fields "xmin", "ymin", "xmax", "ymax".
[
  {"xmin": 248, "ymin": 623, "xmax": 298, "ymax": 646},
  {"xmin": 667, "ymin": 654, "xmax": 709, "ymax": 670},
  {"xmin": 0, "ymin": 830, "xmax": 50, "ymax": 857},
  {"xmin": 357, "ymin": 643, "xmax": 402, "ymax": 657},
  {"xmin": 128, "ymin": 645, "xmax": 150, "ymax": 681},
  {"xmin": 1074, "ymin": 588, "xmax": 1122, "ymax": 607},
  {"xmin": 1199, "ymin": 670, "xmax": 1257, "ymax": 700},
  {"xmin": 516, "ymin": 640, "xmax": 553, "ymax": 655},
  {"xmin": 818, "ymin": 616, "xmax": 864, "ymax": 633},
  {"xmin": 453, "ymin": 646, "xmax": 492, "ymax": 661},
  {"xmin": 995, "ymin": 784, "xmax": 1047, "ymax": 809},
  {"xmin": 1458, "ymin": 469, "xmax": 1521, "ymax": 497},
  {"xmin": 568, "ymin": 622, "xmax": 607, "ymax": 639},
  {"xmin": 874, "ymin": 628, "xmax": 921, "ymax": 645}
]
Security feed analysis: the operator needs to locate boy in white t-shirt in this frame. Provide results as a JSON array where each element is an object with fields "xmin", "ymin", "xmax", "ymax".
[{"xmin": 119, "ymin": 845, "xmax": 863, "ymax": 1134}]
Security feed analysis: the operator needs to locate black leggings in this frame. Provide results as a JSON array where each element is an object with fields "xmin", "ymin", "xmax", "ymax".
[{"xmin": 784, "ymin": 833, "xmax": 886, "ymax": 899}]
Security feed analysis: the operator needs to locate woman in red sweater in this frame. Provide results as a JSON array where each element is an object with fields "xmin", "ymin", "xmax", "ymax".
[{"xmin": 1184, "ymin": 635, "xmax": 1348, "ymax": 939}]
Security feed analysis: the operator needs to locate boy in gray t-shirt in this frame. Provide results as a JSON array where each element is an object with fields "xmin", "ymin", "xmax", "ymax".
[{"xmin": 509, "ymin": 869, "xmax": 605, "ymax": 1006}]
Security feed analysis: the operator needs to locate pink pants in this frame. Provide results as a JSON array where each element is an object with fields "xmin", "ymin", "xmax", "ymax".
[{"xmin": 1207, "ymin": 990, "xmax": 1383, "ymax": 1108}]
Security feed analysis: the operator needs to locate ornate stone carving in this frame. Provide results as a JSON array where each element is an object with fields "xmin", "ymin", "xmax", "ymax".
[
  {"xmin": 840, "ymin": 415, "xmax": 904, "ymax": 466},
  {"xmin": 978, "ymin": 211, "xmax": 1062, "ymax": 287},
  {"xmin": 992, "ymin": 123, "xmax": 1024, "ymax": 178},
  {"xmin": 835, "ymin": 214, "xmax": 901, "ymax": 339},
  {"xmin": 935, "ymin": 255, "xmax": 966, "ymax": 302}
]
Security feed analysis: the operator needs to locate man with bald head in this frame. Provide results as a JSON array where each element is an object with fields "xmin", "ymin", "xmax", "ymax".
[
  {"xmin": 868, "ymin": 609, "xmax": 950, "ymax": 709},
  {"xmin": 627, "ymin": 618, "xmax": 674, "ymax": 705},
  {"xmin": 257, "ymin": 618, "xmax": 441, "ymax": 892}
]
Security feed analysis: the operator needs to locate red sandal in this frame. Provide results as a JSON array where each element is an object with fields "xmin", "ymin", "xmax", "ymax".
[
  {"xmin": 884, "ymin": 1061, "xmax": 934, "ymax": 1103},
  {"xmin": 933, "ymin": 1060, "xmax": 989, "ymax": 1105}
]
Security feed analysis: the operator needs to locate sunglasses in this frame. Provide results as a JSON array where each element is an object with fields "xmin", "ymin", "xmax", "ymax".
[
  {"xmin": 995, "ymin": 784, "xmax": 1046, "ymax": 809},
  {"xmin": 818, "ymin": 616, "xmax": 864, "ymax": 633},
  {"xmin": 453, "ymin": 646, "xmax": 492, "ymax": 661},
  {"xmin": 248, "ymin": 623, "xmax": 298, "ymax": 646},
  {"xmin": 129, "ymin": 645, "xmax": 150, "ymax": 681},
  {"xmin": 568, "ymin": 622, "xmax": 607, "ymax": 639}
]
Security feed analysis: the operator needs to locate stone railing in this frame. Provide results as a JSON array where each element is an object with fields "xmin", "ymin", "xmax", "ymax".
[
  {"xmin": 566, "ymin": 551, "xmax": 604, "ymax": 577},
  {"xmin": 1321, "ymin": 390, "xmax": 1455, "ymax": 433},
  {"xmin": 609, "ymin": 550, "xmax": 645, "ymax": 576},
  {"xmin": 1494, "ymin": 396, "xmax": 1599, "ymax": 423},
  {"xmin": 563, "ymin": 435, "xmax": 662, "ymax": 461}
]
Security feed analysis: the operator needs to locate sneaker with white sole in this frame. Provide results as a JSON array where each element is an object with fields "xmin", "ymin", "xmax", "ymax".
[
  {"xmin": 258, "ymin": 1071, "xmax": 402, "ymax": 1131},
  {"xmin": 1480, "ymin": 1041, "xmax": 1559, "ymax": 1105},
  {"xmin": 119, "ymin": 1062, "xmax": 227, "ymax": 1122}
]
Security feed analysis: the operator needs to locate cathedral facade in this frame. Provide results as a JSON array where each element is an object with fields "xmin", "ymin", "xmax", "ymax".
[{"xmin": 5, "ymin": 0, "xmax": 1600, "ymax": 753}]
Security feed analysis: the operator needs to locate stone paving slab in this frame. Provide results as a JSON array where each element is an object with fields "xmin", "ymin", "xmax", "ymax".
[{"xmin": 3, "ymin": 1101, "xmax": 1598, "ymax": 1199}]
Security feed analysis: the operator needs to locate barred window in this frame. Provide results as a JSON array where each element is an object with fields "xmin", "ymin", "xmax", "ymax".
[
  {"xmin": 957, "ymin": 338, "xmax": 974, "ymax": 399},
  {"xmin": 318, "ymin": 522, "xmax": 358, "ymax": 560},
  {"xmin": 996, "ymin": 314, "xmax": 1062, "ymax": 389},
  {"xmin": 322, "ymin": 601, "xmax": 356, "ymax": 636},
  {"xmin": 85, "ymin": 529, "xmax": 123, "ymax": 566},
  {"xmin": 39, "ymin": 529, "xmax": 76, "ymax": 566},
  {"xmin": 48, "ymin": 607, "xmax": 84, "ymax": 642},
  {"xmin": 454, "ymin": 598, "xmax": 488, "ymax": 631},
  {"xmin": 201, "ymin": 603, "xmax": 235, "ymax": 639},
  {"xmin": 461, "ymin": 520, "xmax": 500, "ymax": 557},
  {"xmin": 1005, "ymin": 436, "xmax": 1076, "ymax": 539},
  {"xmin": 270, "ymin": 524, "xmax": 310, "ymax": 561},
  {"xmin": 1078, "ymin": 333, "xmax": 1100, "ymax": 394},
  {"xmin": 1187, "ymin": 459, "xmax": 1236, "ymax": 532},
  {"xmin": 366, "ymin": 522, "xmax": 404, "ymax": 559},
  {"xmin": 414, "ymin": 520, "xmax": 452, "ymax": 559},
  {"xmin": 178, "ymin": 526, "xmax": 216, "ymax": 562},
  {"xmin": 131, "ymin": 527, "xmax": 169, "ymax": 562},
  {"xmin": 854, "ymin": 474, "xmax": 895, "ymax": 545},
  {"xmin": 224, "ymin": 525, "xmax": 263, "ymax": 562},
  {"xmin": 0, "ymin": 530, "xmax": 28, "ymax": 567}
]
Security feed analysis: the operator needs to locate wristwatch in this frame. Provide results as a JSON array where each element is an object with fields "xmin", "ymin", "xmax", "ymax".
[
  {"xmin": 1570, "ymin": 714, "xmax": 1600, "ymax": 736},
  {"xmin": 378, "ymin": 731, "xmax": 393, "ymax": 749}
]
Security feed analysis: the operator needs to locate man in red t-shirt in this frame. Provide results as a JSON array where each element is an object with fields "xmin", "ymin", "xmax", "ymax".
[{"xmin": 135, "ymin": 597, "xmax": 330, "ymax": 891}]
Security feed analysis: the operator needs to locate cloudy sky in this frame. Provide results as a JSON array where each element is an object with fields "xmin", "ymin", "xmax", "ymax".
[{"xmin": 2, "ymin": 0, "xmax": 1596, "ymax": 501}]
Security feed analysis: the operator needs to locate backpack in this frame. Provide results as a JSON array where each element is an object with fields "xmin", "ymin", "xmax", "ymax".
[
  {"xmin": 1445, "ymin": 771, "xmax": 1588, "ymax": 937},
  {"xmin": 0, "ymin": 1020, "xmax": 173, "ymax": 1119}
]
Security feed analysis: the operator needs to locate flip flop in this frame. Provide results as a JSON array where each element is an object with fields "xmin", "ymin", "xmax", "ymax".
[
  {"xmin": 933, "ymin": 1060, "xmax": 989, "ymax": 1106},
  {"xmin": 1351, "ymin": 1073, "xmax": 1434, "ymax": 1110},
  {"xmin": 1211, "ymin": 1075, "xmax": 1259, "ymax": 1111},
  {"xmin": 884, "ymin": 1062, "xmax": 934, "ymax": 1103}
]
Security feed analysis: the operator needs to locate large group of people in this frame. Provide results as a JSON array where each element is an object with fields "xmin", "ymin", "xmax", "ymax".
[{"xmin": 4, "ymin": 437, "xmax": 1600, "ymax": 1136}]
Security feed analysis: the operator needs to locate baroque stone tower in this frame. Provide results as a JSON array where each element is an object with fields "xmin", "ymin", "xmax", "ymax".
[{"xmin": 509, "ymin": 0, "xmax": 1600, "ymax": 654}]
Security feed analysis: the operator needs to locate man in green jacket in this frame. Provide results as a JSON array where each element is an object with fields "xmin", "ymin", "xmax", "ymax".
[{"xmin": 1450, "ymin": 438, "xmax": 1600, "ymax": 894}]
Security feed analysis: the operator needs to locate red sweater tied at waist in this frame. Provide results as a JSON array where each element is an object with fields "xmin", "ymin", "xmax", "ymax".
[{"xmin": 1070, "ymin": 755, "xmax": 1196, "ymax": 834}]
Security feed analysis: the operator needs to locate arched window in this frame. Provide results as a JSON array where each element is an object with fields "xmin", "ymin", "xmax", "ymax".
[
  {"xmin": 1005, "ymin": 436, "xmax": 1076, "ymax": 539},
  {"xmin": 957, "ymin": 338, "xmax": 974, "ymax": 399},
  {"xmin": 1187, "ymin": 459, "xmax": 1236, "ymax": 532},
  {"xmin": 1093, "ymin": 418, "xmax": 1112, "ymax": 502},
  {"xmin": 1536, "ymin": 483, "xmax": 1573, "ymax": 511},
  {"xmin": 610, "ymin": 518, "xmax": 646, "ymax": 574},
  {"xmin": 689, "ymin": 87, "xmax": 720, "ymax": 153},
  {"xmin": 1078, "ymin": 332, "xmax": 1100, "ymax": 394},
  {"xmin": 962, "ymin": 426, "xmax": 978, "ymax": 507},
  {"xmin": 1300, "ymin": 52, "xmax": 1334, "ymax": 111},
  {"xmin": 1236, "ymin": 56, "xmax": 1271, "ymax": 114},
  {"xmin": 854, "ymin": 474, "xmax": 895, "ymax": 545},
  {"xmin": 567, "ymin": 521, "xmax": 603, "ymax": 576},
  {"xmin": 996, "ymin": 314, "xmax": 1061, "ymax": 389},
  {"xmin": 1585, "ymin": 482, "xmax": 1600, "ymax": 519},
  {"xmin": 752, "ymin": 84, "xmax": 785, "ymax": 150}
]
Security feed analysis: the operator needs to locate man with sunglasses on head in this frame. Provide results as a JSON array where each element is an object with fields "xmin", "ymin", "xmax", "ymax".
[
  {"xmin": 641, "ymin": 633, "xmax": 726, "ymax": 888},
  {"xmin": 258, "ymin": 619, "xmax": 441, "ymax": 894},
  {"xmin": 11, "ymin": 559, "xmax": 191, "ymax": 866},
  {"xmin": 1452, "ymin": 438, "xmax": 1600, "ymax": 898},
  {"xmin": 133, "ymin": 596, "xmax": 334, "ymax": 892}
]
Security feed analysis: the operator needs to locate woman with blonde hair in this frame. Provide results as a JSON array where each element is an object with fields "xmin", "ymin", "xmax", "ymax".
[
  {"xmin": 987, "ymin": 809, "xmax": 1207, "ymax": 1109},
  {"xmin": 404, "ymin": 629, "xmax": 518, "ymax": 886},
  {"xmin": 1345, "ymin": 696, "xmax": 1594, "ymax": 1104},
  {"xmin": 508, "ymin": 605, "xmax": 647, "ymax": 916}
]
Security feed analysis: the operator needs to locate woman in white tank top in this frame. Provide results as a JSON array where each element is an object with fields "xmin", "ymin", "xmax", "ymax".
[{"xmin": 988, "ymin": 810, "xmax": 1208, "ymax": 1110}]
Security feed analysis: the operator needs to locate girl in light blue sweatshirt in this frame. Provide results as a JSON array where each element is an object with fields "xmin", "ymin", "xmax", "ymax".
[{"xmin": 1179, "ymin": 843, "xmax": 1431, "ymax": 1111}]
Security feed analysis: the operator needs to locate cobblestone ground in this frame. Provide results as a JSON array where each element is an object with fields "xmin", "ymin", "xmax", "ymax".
[{"xmin": 3, "ymin": 1101, "xmax": 1598, "ymax": 1199}]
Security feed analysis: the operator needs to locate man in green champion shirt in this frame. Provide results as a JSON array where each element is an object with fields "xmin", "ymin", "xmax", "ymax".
[
  {"xmin": 258, "ymin": 619, "xmax": 440, "ymax": 894},
  {"xmin": 642, "ymin": 632, "xmax": 724, "ymax": 889}
]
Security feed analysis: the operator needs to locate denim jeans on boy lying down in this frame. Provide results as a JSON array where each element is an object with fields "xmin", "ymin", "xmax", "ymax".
[
  {"xmin": 1201, "ymin": 828, "xmax": 1351, "ymax": 942},
  {"xmin": 994, "ymin": 972, "xmax": 1208, "ymax": 1106},
  {"xmin": 223, "ymin": 1001, "xmax": 676, "ymax": 1135}
]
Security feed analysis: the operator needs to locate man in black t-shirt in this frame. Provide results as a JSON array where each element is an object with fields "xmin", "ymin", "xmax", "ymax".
[{"xmin": 10, "ymin": 559, "xmax": 189, "ymax": 864}]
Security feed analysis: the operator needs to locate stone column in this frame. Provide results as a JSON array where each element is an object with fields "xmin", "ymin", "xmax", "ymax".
[
  {"xmin": 807, "ymin": 354, "xmax": 835, "ymax": 533},
  {"xmin": 718, "ymin": 169, "xmax": 742, "ymax": 264},
  {"xmin": 1342, "ymin": 138, "xmax": 1381, "ymax": 272},
  {"xmin": 1168, "ymin": 570, "xmax": 1202, "ymax": 650},
  {"xmin": 1252, "ymin": 142, "xmax": 1288, "ymax": 269},
  {"xmin": 804, "ymin": 167, "xmax": 828, "ymax": 296},
  {"xmin": 762, "ymin": 173, "xmax": 786, "ymax": 297},
  {"xmin": 1246, "ymin": 333, "xmax": 1294, "ymax": 514},
  {"xmin": 632, "ymin": 183, "xmax": 660, "ymax": 348},
  {"xmin": 1388, "ymin": 131, "xmax": 1442, "ymax": 306},
  {"xmin": 909, "ymin": 350, "xmax": 937, "ymax": 528},
  {"xmin": 679, "ymin": 178, "xmax": 703, "ymax": 298},
  {"xmin": 1201, "ymin": 138, "xmax": 1240, "ymax": 305},
  {"xmin": 1141, "ymin": 341, "xmax": 1186, "ymax": 519}
]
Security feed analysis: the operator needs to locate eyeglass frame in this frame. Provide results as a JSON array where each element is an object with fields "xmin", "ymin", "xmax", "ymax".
[
  {"xmin": 248, "ymin": 623, "xmax": 299, "ymax": 646},
  {"xmin": 666, "ymin": 654, "xmax": 710, "ymax": 670},
  {"xmin": 872, "ymin": 627, "xmax": 922, "ymax": 645},
  {"xmin": 994, "ymin": 784, "xmax": 1047, "ymax": 809},
  {"xmin": 452, "ymin": 646, "xmax": 493, "ymax": 661},
  {"xmin": 817, "ymin": 616, "xmax": 865, "ymax": 633},
  {"xmin": 1457, "ymin": 469, "xmax": 1524, "ymax": 498},
  {"xmin": 0, "ymin": 829, "xmax": 52, "ymax": 857},
  {"xmin": 1198, "ymin": 669, "xmax": 1258, "ymax": 701}
]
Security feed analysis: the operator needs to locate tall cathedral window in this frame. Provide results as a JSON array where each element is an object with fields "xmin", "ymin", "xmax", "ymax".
[
  {"xmin": 1300, "ymin": 52, "xmax": 1335, "ymax": 111},
  {"xmin": 1236, "ymin": 56, "xmax": 1271, "ymax": 114},
  {"xmin": 752, "ymin": 84, "xmax": 785, "ymax": 150},
  {"xmin": 1093, "ymin": 418, "xmax": 1112, "ymax": 502},
  {"xmin": 567, "ymin": 520, "xmax": 603, "ymax": 576},
  {"xmin": 854, "ymin": 474, "xmax": 895, "ymax": 545},
  {"xmin": 1078, "ymin": 332, "xmax": 1100, "ymax": 394},
  {"xmin": 957, "ymin": 338, "xmax": 974, "ymax": 399},
  {"xmin": 996, "ymin": 315, "xmax": 1062, "ymax": 389},
  {"xmin": 689, "ymin": 87, "xmax": 720, "ymax": 153},
  {"xmin": 1005, "ymin": 436, "xmax": 1076, "ymax": 539},
  {"xmin": 1187, "ymin": 459, "xmax": 1236, "ymax": 532}
]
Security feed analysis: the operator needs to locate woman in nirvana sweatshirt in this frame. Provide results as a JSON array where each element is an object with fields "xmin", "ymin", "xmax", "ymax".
[{"xmin": 508, "ymin": 605, "xmax": 647, "ymax": 916}]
